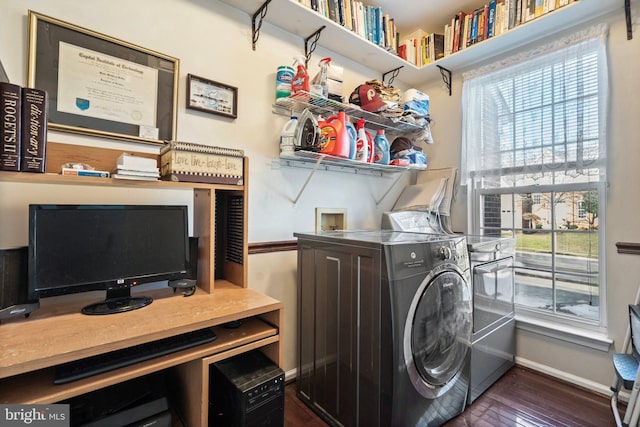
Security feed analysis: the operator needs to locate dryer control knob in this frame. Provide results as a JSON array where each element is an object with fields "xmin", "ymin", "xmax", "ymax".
[{"xmin": 438, "ymin": 246, "xmax": 452, "ymax": 260}]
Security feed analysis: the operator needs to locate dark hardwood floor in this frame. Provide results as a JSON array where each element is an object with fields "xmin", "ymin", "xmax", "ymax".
[{"xmin": 284, "ymin": 366, "xmax": 619, "ymax": 427}]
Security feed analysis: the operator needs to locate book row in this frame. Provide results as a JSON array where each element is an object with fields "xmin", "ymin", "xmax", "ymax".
[
  {"xmin": 442, "ymin": 0, "xmax": 576, "ymax": 58},
  {"xmin": 298, "ymin": 0, "xmax": 398, "ymax": 54},
  {"xmin": 398, "ymin": 33, "xmax": 445, "ymax": 67},
  {"xmin": 0, "ymin": 82, "xmax": 47, "ymax": 173}
]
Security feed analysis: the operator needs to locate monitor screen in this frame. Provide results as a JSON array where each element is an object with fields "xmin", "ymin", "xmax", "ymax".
[{"xmin": 28, "ymin": 204, "xmax": 189, "ymax": 314}]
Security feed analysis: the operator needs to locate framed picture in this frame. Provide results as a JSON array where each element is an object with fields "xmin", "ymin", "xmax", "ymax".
[
  {"xmin": 186, "ymin": 74, "xmax": 238, "ymax": 119},
  {"xmin": 27, "ymin": 11, "xmax": 179, "ymax": 144}
]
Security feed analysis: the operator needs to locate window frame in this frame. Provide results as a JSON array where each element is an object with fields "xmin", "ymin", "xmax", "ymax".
[{"xmin": 462, "ymin": 26, "xmax": 609, "ymax": 333}]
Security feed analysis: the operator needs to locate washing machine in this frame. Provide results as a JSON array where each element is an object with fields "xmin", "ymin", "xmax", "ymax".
[{"xmin": 295, "ymin": 230, "xmax": 472, "ymax": 427}]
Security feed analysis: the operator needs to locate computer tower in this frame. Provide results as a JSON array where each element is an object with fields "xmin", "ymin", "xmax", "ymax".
[{"xmin": 209, "ymin": 350, "xmax": 284, "ymax": 427}]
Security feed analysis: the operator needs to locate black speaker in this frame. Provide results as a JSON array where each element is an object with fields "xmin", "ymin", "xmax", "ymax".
[
  {"xmin": 0, "ymin": 246, "xmax": 39, "ymax": 320},
  {"xmin": 188, "ymin": 236, "xmax": 199, "ymax": 280}
]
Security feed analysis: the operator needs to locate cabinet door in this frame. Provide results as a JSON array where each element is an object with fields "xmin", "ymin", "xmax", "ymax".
[
  {"xmin": 313, "ymin": 247, "xmax": 356, "ymax": 426},
  {"xmin": 297, "ymin": 243, "xmax": 316, "ymax": 401},
  {"xmin": 297, "ymin": 241, "xmax": 382, "ymax": 427}
]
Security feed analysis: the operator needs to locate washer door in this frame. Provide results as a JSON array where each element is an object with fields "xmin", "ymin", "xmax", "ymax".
[{"xmin": 404, "ymin": 268, "xmax": 472, "ymax": 399}]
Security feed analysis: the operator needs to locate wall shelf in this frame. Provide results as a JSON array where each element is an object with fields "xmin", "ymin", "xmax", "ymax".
[
  {"xmin": 220, "ymin": 0, "xmax": 620, "ymax": 86},
  {"xmin": 273, "ymin": 151, "xmax": 420, "ymax": 204},
  {"xmin": 273, "ymin": 91, "xmax": 423, "ymax": 133}
]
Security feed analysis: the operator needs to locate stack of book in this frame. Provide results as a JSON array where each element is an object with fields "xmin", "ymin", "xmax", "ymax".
[
  {"xmin": 0, "ymin": 82, "xmax": 48, "ymax": 173},
  {"xmin": 113, "ymin": 154, "xmax": 160, "ymax": 181}
]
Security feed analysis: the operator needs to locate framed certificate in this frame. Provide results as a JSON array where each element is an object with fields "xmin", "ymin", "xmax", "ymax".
[
  {"xmin": 27, "ymin": 11, "xmax": 179, "ymax": 144},
  {"xmin": 186, "ymin": 74, "xmax": 238, "ymax": 119}
]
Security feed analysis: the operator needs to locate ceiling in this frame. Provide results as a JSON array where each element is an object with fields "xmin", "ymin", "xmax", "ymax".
[{"xmin": 374, "ymin": 0, "xmax": 485, "ymax": 36}]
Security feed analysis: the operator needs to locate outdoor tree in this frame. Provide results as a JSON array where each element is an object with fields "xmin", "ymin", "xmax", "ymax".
[{"xmin": 582, "ymin": 190, "xmax": 599, "ymax": 228}]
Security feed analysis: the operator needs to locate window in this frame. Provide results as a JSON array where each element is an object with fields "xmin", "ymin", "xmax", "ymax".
[{"xmin": 461, "ymin": 25, "xmax": 608, "ymax": 328}]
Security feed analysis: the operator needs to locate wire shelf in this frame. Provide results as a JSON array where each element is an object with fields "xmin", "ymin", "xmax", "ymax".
[{"xmin": 273, "ymin": 91, "xmax": 423, "ymax": 133}]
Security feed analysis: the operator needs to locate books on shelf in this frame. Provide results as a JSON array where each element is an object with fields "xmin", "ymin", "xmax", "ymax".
[
  {"xmin": 113, "ymin": 153, "xmax": 160, "ymax": 181},
  {"xmin": 1, "ymin": 83, "xmax": 48, "ymax": 173},
  {"xmin": 20, "ymin": 87, "xmax": 47, "ymax": 173},
  {"xmin": 61, "ymin": 167, "xmax": 110, "ymax": 178},
  {"xmin": 116, "ymin": 153, "xmax": 157, "ymax": 170},
  {"xmin": 0, "ymin": 82, "xmax": 21, "ymax": 171},
  {"xmin": 301, "ymin": 0, "xmax": 398, "ymax": 54},
  {"xmin": 439, "ymin": 0, "xmax": 575, "ymax": 62}
]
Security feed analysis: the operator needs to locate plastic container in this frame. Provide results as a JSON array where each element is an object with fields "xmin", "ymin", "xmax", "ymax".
[
  {"xmin": 355, "ymin": 119, "xmax": 371, "ymax": 163},
  {"xmin": 318, "ymin": 111, "xmax": 350, "ymax": 158},
  {"xmin": 291, "ymin": 56, "xmax": 309, "ymax": 94},
  {"xmin": 275, "ymin": 65, "xmax": 294, "ymax": 99},
  {"xmin": 345, "ymin": 117, "xmax": 357, "ymax": 160},
  {"xmin": 373, "ymin": 129, "xmax": 390, "ymax": 165},
  {"xmin": 312, "ymin": 57, "xmax": 331, "ymax": 99},
  {"xmin": 280, "ymin": 116, "xmax": 298, "ymax": 156}
]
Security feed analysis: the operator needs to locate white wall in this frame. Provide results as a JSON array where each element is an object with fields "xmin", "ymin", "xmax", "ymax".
[
  {"xmin": 0, "ymin": 0, "xmax": 411, "ymax": 374},
  {"xmin": 2, "ymin": 0, "xmax": 638, "ymax": 389}
]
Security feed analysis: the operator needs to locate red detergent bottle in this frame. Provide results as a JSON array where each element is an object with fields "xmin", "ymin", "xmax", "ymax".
[{"xmin": 318, "ymin": 111, "xmax": 351, "ymax": 158}]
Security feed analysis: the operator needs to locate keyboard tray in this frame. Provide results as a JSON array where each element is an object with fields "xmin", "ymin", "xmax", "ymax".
[{"xmin": 54, "ymin": 328, "xmax": 217, "ymax": 385}]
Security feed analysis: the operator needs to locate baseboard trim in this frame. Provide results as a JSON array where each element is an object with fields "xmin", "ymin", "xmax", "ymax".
[
  {"xmin": 286, "ymin": 359, "xmax": 624, "ymax": 402},
  {"xmin": 285, "ymin": 367, "xmax": 297, "ymax": 383},
  {"xmin": 515, "ymin": 356, "xmax": 616, "ymax": 398}
]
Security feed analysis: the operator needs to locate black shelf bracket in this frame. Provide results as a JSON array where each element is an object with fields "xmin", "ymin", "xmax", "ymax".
[
  {"xmin": 382, "ymin": 66, "xmax": 404, "ymax": 86},
  {"xmin": 304, "ymin": 26, "xmax": 326, "ymax": 67},
  {"xmin": 625, "ymin": 0, "xmax": 633, "ymax": 40},
  {"xmin": 437, "ymin": 65, "xmax": 452, "ymax": 96},
  {"xmin": 251, "ymin": 0, "xmax": 272, "ymax": 50}
]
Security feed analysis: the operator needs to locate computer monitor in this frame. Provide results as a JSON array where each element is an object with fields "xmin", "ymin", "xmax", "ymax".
[{"xmin": 28, "ymin": 204, "xmax": 189, "ymax": 315}]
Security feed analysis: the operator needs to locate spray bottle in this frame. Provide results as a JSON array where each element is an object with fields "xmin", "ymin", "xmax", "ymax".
[
  {"xmin": 313, "ymin": 57, "xmax": 331, "ymax": 98},
  {"xmin": 291, "ymin": 56, "xmax": 309, "ymax": 94},
  {"xmin": 355, "ymin": 119, "xmax": 370, "ymax": 163}
]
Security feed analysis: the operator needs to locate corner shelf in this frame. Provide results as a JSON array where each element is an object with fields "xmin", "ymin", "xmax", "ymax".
[{"xmin": 220, "ymin": 0, "xmax": 619, "ymax": 86}]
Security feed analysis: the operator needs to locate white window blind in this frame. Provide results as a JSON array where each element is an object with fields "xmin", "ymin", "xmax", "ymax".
[{"xmin": 461, "ymin": 25, "xmax": 608, "ymax": 327}]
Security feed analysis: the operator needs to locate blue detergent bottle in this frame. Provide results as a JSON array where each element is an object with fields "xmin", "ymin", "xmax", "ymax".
[{"xmin": 373, "ymin": 129, "xmax": 390, "ymax": 165}]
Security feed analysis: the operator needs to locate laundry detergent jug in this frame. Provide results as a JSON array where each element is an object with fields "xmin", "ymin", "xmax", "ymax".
[{"xmin": 318, "ymin": 111, "xmax": 350, "ymax": 158}]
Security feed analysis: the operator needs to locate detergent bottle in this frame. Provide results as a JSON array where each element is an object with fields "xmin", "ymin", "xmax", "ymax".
[
  {"xmin": 345, "ymin": 116, "xmax": 357, "ymax": 160},
  {"xmin": 279, "ymin": 115, "xmax": 298, "ymax": 156},
  {"xmin": 373, "ymin": 129, "xmax": 390, "ymax": 165},
  {"xmin": 291, "ymin": 56, "xmax": 309, "ymax": 95},
  {"xmin": 355, "ymin": 119, "xmax": 370, "ymax": 163},
  {"xmin": 318, "ymin": 111, "xmax": 350, "ymax": 158}
]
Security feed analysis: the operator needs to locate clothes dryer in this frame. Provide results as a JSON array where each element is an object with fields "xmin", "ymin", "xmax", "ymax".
[{"xmin": 295, "ymin": 230, "xmax": 472, "ymax": 427}]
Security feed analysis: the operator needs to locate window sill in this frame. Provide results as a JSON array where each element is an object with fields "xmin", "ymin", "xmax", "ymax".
[{"xmin": 515, "ymin": 315, "xmax": 613, "ymax": 352}]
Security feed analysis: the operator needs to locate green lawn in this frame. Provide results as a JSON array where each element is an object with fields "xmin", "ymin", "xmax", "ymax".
[{"xmin": 515, "ymin": 230, "xmax": 598, "ymax": 258}]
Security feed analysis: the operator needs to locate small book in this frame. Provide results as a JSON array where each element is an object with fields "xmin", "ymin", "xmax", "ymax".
[
  {"xmin": 112, "ymin": 173, "xmax": 158, "ymax": 181},
  {"xmin": 116, "ymin": 153, "xmax": 157, "ymax": 171},
  {"xmin": 61, "ymin": 167, "xmax": 110, "ymax": 178},
  {"xmin": 0, "ymin": 82, "xmax": 22, "ymax": 171},
  {"xmin": 20, "ymin": 87, "xmax": 47, "ymax": 173},
  {"xmin": 113, "ymin": 168, "xmax": 160, "ymax": 178}
]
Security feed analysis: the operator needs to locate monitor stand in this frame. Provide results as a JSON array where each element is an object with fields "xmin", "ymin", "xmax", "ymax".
[{"xmin": 82, "ymin": 286, "xmax": 153, "ymax": 315}]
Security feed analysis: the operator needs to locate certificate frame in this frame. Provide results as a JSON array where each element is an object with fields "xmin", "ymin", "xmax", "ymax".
[
  {"xmin": 186, "ymin": 74, "xmax": 238, "ymax": 119},
  {"xmin": 27, "ymin": 11, "xmax": 179, "ymax": 144}
]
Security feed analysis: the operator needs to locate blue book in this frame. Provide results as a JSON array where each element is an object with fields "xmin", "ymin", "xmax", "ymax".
[
  {"xmin": 487, "ymin": 0, "xmax": 497, "ymax": 38},
  {"xmin": 470, "ymin": 9, "xmax": 479, "ymax": 44}
]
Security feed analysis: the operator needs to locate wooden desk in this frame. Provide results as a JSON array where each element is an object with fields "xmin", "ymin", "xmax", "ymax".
[{"xmin": 0, "ymin": 284, "xmax": 283, "ymax": 426}]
